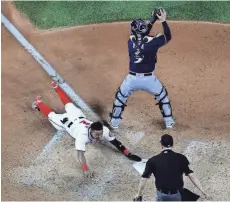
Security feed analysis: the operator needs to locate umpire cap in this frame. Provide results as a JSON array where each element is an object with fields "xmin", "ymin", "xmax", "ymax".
[{"xmin": 160, "ymin": 134, "xmax": 173, "ymax": 147}]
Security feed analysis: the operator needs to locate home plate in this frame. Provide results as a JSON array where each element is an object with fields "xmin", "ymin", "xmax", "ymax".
[{"xmin": 132, "ymin": 159, "xmax": 148, "ymax": 175}]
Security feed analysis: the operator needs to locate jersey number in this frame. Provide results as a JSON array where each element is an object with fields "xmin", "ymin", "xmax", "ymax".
[{"xmin": 61, "ymin": 117, "xmax": 73, "ymax": 128}]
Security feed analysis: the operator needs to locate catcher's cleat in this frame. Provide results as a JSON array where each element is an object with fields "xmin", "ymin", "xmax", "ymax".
[
  {"xmin": 51, "ymin": 81, "xmax": 59, "ymax": 89},
  {"xmin": 110, "ymin": 123, "xmax": 119, "ymax": 130},
  {"xmin": 107, "ymin": 119, "xmax": 119, "ymax": 130},
  {"xmin": 165, "ymin": 119, "xmax": 175, "ymax": 129}
]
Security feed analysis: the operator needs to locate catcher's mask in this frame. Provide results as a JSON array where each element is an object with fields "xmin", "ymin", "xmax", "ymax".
[{"xmin": 131, "ymin": 19, "xmax": 148, "ymax": 36}]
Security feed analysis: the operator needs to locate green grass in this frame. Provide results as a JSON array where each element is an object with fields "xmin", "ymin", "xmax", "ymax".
[{"xmin": 13, "ymin": 1, "xmax": 230, "ymax": 29}]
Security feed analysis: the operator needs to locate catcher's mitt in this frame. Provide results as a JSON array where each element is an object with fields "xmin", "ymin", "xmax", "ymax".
[
  {"xmin": 126, "ymin": 153, "xmax": 142, "ymax": 162},
  {"xmin": 152, "ymin": 7, "xmax": 163, "ymax": 20}
]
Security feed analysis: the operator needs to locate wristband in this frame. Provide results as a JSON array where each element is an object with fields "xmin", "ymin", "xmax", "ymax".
[
  {"xmin": 81, "ymin": 163, "xmax": 88, "ymax": 171},
  {"xmin": 123, "ymin": 149, "xmax": 130, "ymax": 156}
]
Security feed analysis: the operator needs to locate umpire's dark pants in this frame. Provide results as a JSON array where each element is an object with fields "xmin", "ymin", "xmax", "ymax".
[{"xmin": 156, "ymin": 190, "xmax": 181, "ymax": 201}]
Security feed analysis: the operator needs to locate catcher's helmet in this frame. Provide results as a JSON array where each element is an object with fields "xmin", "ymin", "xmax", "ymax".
[{"xmin": 130, "ymin": 19, "xmax": 148, "ymax": 36}]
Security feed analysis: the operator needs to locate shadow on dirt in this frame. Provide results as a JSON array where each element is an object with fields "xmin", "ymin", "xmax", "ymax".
[{"xmin": 89, "ymin": 100, "xmax": 114, "ymax": 131}]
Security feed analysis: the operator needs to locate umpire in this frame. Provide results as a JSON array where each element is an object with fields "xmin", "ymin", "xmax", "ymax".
[{"xmin": 134, "ymin": 134, "xmax": 207, "ymax": 201}]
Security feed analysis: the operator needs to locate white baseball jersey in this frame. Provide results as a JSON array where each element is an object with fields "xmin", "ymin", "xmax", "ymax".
[{"xmin": 48, "ymin": 103, "xmax": 115, "ymax": 151}]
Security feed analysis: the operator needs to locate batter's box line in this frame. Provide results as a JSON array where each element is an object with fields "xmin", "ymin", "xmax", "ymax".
[{"xmin": 37, "ymin": 131, "xmax": 66, "ymax": 159}]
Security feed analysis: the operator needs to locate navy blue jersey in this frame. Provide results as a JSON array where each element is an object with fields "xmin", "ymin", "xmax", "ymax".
[{"xmin": 128, "ymin": 34, "xmax": 166, "ymax": 73}]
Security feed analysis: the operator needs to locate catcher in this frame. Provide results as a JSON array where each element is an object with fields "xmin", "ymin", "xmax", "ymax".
[
  {"xmin": 32, "ymin": 81, "xmax": 142, "ymax": 178},
  {"xmin": 109, "ymin": 8, "xmax": 175, "ymax": 129}
]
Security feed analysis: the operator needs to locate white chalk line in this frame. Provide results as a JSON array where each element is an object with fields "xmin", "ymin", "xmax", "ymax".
[
  {"xmin": 37, "ymin": 131, "xmax": 65, "ymax": 159},
  {"xmin": 1, "ymin": 13, "xmax": 98, "ymax": 157}
]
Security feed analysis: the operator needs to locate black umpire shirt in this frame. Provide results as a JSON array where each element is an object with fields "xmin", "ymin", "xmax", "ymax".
[{"xmin": 142, "ymin": 149, "xmax": 193, "ymax": 191}]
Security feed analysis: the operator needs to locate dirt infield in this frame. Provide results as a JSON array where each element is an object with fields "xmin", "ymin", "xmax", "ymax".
[{"xmin": 2, "ymin": 2, "xmax": 230, "ymax": 201}]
